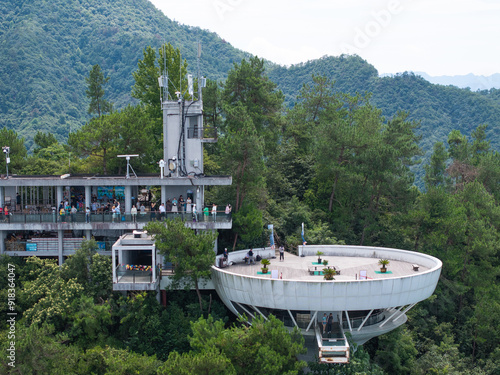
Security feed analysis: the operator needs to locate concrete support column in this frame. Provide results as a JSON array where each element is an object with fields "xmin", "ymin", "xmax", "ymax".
[
  {"xmin": 124, "ymin": 185, "xmax": 132, "ymax": 213},
  {"xmin": 152, "ymin": 244, "xmax": 156, "ymax": 281},
  {"xmin": 85, "ymin": 186, "xmax": 91, "ymax": 212},
  {"xmin": 85, "ymin": 230, "xmax": 91, "ymax": 241},
  {"xmin": 56, "ymin": 186, "xmax": 63, "ymax": 208},
  {"xmin": 196, "ymin": 186, "xmax": 202, "ymax": 214},
  {"xmin": 0, "ymin": 230, "xmax": 5, "ymax": 255},
  {"xmin": 112, "ymin": 245, "xmax": 117, "ymax": 283},
  {"xmin": 58, "ymin": 229, "xmax": 63, "ymax": 266},
  {"xmin": 0, "ymin": 186, "xmax": 4, "ymax": 208},
  {"xmin": 213, "ymin": 230, "xmax": 218, "ymax": 254},
  {"xmin": 161, "ymin": 186, "xmax": 167, "ymax": 205}
]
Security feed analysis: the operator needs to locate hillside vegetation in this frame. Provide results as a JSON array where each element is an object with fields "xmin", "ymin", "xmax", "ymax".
[
  {"xmin": 2, "ymin": 0, "xmax": 500, "ymax": 163},
  {"xmin": 0, "ymin": 0, "xmax": 249, "ymax": 149}
]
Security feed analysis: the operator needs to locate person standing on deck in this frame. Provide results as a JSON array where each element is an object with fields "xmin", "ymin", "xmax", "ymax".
[
  {"xmin": 327, "ymin": 313, "xmax": 333, "ymax": 334},
  {"xmin": 212, "ymin": 203, "xmax": 217, "ymax": 221}
]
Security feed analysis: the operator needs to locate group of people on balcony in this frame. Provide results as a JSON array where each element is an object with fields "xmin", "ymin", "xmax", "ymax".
[
  {"xmin": 149, "ymin": 196, "xmax": 199, "ymax": 222},
  {"xmin": 5, "ymin": 194, "xmax": 232, "ymax": 224},
  {"xmin": 57, "ymin": 200, "xmax": 93, "ymax": 223}
]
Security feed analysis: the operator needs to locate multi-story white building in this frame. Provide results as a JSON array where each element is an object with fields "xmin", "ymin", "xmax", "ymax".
[{"xmin": 0, "ymin": 73, "xmax": 232, "ymax": 265}]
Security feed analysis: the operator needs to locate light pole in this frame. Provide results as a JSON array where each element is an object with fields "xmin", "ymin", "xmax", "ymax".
[{"xmin": 2, "ymin": 146, "xmax": 10, "ymax": 178}]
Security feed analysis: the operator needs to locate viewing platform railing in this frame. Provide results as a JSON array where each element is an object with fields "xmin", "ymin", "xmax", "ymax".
[{"xmin": 2, "ymin": 211, "xmax": 232, "ymax": 224}]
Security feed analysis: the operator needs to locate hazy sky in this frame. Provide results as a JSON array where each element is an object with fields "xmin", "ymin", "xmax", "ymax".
[{"xmin": 149, "ymin": 0, "xmax": 500, "ymax": 77}]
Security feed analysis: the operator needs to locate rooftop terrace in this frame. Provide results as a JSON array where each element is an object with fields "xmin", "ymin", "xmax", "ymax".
[{"xmin": 223, "ymin": 250, "xmax": 428, "ymax": 281}]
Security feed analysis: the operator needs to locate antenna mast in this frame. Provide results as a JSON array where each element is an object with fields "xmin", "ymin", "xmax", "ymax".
[
  {"xmin": 197, "ymin": 41, "xmax": 201, "ymax": 101},
  {"xmin": 158, "ymin": 43, "xmax": 169, "ymax": 102}
]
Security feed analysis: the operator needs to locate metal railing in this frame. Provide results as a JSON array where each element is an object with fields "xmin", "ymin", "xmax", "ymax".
[
  {"xmin": 3, "ymin": 211, "xmax": 232, "ymax": 224},
  {"xmin": 115, "ymin": 265, "xmax": 156, "ymax": 284},
  {"xmin": 5, "ymin": 239, "xmax": 114, "ymax": 252},
  {"xmin": 341, "ymin": 310, "xmax": 385, "ymax": 330}
]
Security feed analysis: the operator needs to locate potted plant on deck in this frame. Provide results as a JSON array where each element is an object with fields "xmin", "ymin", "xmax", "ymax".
[
  {"xmin": 322, "ymin": 259, "xmax": 328, "ymax": 266},
  {"xmin": 378, "ymin": 259, "xmax": 390, "ymax": 273},
  {"xmin": 261, "ymin": 258, "xmax": 271, "ymax": 274},
  {"xmin": 316, "ymin": 251, "xmax": 324, "ymax": 264},
  {"xmin": 323, "ymin": 267, "xmax": 336, "ymax": 280}
]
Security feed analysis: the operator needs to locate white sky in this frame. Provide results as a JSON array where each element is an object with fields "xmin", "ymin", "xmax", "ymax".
[{"xmin": 149, "ymin": 0, "xmax": 500, "ymax": 76}]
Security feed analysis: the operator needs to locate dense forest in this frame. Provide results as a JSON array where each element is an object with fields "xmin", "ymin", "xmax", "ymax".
[{"xmin": 0, "ymin": 39, "xmax": 500, "ymax": 373}]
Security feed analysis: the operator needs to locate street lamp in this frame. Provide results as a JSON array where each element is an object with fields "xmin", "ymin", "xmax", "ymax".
[{"xmin": 2, "ymin": 146, "xmax": 10, "ymax": 178}]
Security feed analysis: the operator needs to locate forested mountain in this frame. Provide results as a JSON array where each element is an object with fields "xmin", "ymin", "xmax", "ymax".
[
  {"xmin": 267, "ymin": 57, "xmax": 500, "ymax": 183},
  {"xmin": 415, "ymin": 72, "xmax": 500, "ymax": 91},
  {"xmin": 2, "ymin": 2, "xmax": 500, "ymax": 373},
  {"xmin": 2, "ymin": 0, "xmax": 500, "ymax": 164},
  {"xmin": 0, "ymin": 0, "xmax": 249, "ymax": 149}
]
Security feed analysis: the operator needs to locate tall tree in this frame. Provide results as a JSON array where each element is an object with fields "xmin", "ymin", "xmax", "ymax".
[
  {"xmin": 68, "ymin": 104, "xmax": 154, "ymax": 174},
  {"xmin": 0, "ymin": 127, "xmax": 27, "ymax": 175},
  {"xmin": 132, "ymin": 43, "xmax": 189, "ymax": 119},
  {"xmin": 131, "ymin": 43, "xmax": 189, "ymax": 163},
  {"xmin": 145, "ymin": 220, "xmax": 217, "ymax": 310},
  {"xmin": 424, "ymin": 142, "xmax": 449, "ymax": 189},
  {"xmin": 68, "ymin": 114, "xmax": 119, "ymax": 174},
  {"xmin": 85, "ymin": 64, "xmax": 112, "ymax": 118},
  {"xmin": 218, "ymin": 103, "xmax": 266, "ymax": 249},
  {"xmin": 62, "ymin": 239, "xmax": 112, "ymax": 302},
  {"xmin": 222, "ymin": 56, "xmax": 284, "ymax": 154}
]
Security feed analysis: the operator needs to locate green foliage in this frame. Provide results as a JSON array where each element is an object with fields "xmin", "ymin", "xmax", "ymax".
[
  {"xmin": 0, "ymin": 127, "xmax": 27, "ymax": 174},
  {"xmin": 378, "ymin": 259, "xmax": 390, "ymax": 267},
  {"xmin": 21, "ymin": 257, "xmax": 84, "ymax": 329},
  {"xmin": 0, "ymin": 323, "xmax": 82, "ymax": 374},
  {"xmin": 68, "ymin": 115, "xmax": 119, "ymax": 174},
  {"xmin": 33, "ymin": 131, "xmax": 58, "ymax": 152},
  {"xmin": 2, "ymin": 2, "xmax": 500, "ymax": 369},
  {"xmin": 322, "ymin": 267, "xmax": 335, "ymax": 280},
  {"xmin": 231, "ymin": 203, "xmax": 264, "ymax": 248},
  {"xmin": 86, "ymin": 64, "xmax": 113, "ymax": 117},
  {"xmin": 62, "ymin": 239, "xmax": 112, "ymax": 302},
  {"xmin": 159, "ymin": 347, "xmax": 236, "ymax": 375},
  {"xmin": 81, "ymin": 345, "xmax": 162, "ymax": 375},
  {"xmin": 175, "ymin": 314, "xmax": 307, "ymax": 375},
  {"xmin": 374, "ymin": 327, "xmax": 418, "ymax": 374},
  {"xmin": 68, "ymin": 295, "xmax": 112, "ymax": 349},
  {"xmin": 145, "ymin": 220, "xmax": 217, "ymax": 310},
  {"xmin": 132, "ymin": 43, "xmax": 188, "ymax": 117},
  {"xmin": 68, "ymin": 104, "xmax": 155, "ymax": 174},
  {"xmin": 222, "ymin": 56, "xmax": 284, "ymax": 154},
  {"xmin": 260, "ymin": 258, "xmax": 271, "ymax": 268},
  {"xmin": 0, "ymin": 0, "xmax": 249, "ymax": 148},
  {"xmin": 424, "ymin": 142, "xmax": 449, "ymax": 189}
]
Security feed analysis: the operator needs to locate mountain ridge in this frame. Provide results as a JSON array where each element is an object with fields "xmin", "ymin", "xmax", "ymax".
[
  {"xmin": 380, "ymin": 72, "xmax": 500, "ymax": 91},
  {"xmin": 1, "ymin": 0, "xmax": 500, "ymax": 180}
]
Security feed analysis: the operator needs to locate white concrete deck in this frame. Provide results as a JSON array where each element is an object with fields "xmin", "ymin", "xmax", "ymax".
[{"xmin": 224, "ymin": 252, "xmax": 427, "ymax": 281}]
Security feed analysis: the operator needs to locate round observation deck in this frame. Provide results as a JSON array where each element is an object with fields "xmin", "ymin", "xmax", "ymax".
[{"xmin": 212, "ymin": 245, "xmax": 441, "ymax": 344}]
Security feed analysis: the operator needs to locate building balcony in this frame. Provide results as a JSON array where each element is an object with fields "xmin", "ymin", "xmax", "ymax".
[
  {"xmin": 113, "ymin": 265, "xmax": 159, "ymax": 291},
  {"xmin": 0, "ymin": 212, "xmax": 232, "ymax": 231}
]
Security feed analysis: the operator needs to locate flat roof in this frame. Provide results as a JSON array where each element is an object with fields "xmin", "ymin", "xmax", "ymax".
[
  {"xmin": 0, "ymin": 174, "xmax": 232, "ymax": 187},
  {"xmin": 223, "ymin": 251, "xmax": 429, "ymax": 281}
]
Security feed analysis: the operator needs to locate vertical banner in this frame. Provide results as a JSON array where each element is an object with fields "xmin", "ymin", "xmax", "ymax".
[
  {"xmin": 268, "ymin": 224, "xmax": 274, "ymax": 249},
  {"xmin": 301, "ymin": 222, "xmax": 307, "ymax": 245}
]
